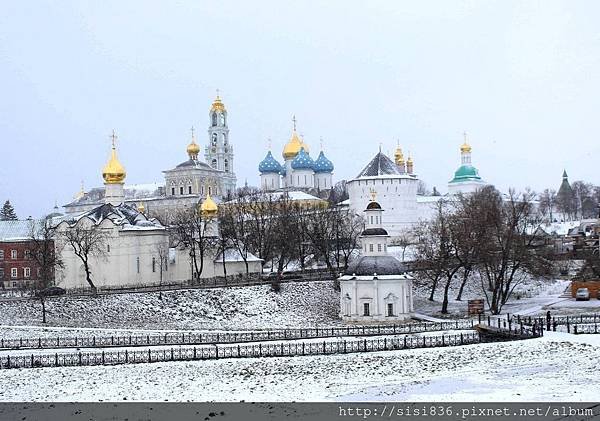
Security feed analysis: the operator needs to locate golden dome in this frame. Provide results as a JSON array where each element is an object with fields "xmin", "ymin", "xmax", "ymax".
[
  {"xmin": 282, "ymin": 130, "xmax": 309, "ymax": 160},
  {"xmin": 394, "ymin": 146, "xmax": 404, "ymax": 164},
  {"xmin": 187, "ymin": 131, "xmax": 200, "ymax": 159},
  {"xmin": 460, "ymin": 142, "xmax": 472, "ymax": 153},
  {"xmin": 407, "ymin": 155, "xmax": 413, "ymax": 164},
  {"xmin": 102, "ymin": 145, "xmax": 126, "ymax": 184},
  {"xmin": 211, "ymin": 94, "xmax": 226, "ymax": 113},
  {"xmin": 137, "ymin": 202, "xmax": 145, "ymax": 213},
  {"xmin": 200, "ymin": 193, "xmax": 218, "ymax": 217}
]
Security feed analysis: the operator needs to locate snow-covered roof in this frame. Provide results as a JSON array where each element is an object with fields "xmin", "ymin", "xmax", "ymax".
[
  {"xmin": 537, "ymin": 221, "xmax": 581, "ymax": 236},
  {"xmin": 63, "ymin": 203, "xmax": 165, "ymax": 231},
  {"xmin": 224, "ymin": 190, "xmax": 325, "ymax": 205},
  {"xmin": 65, "ymin": 183, "xmax": 165, "ymax": 208},
  {"xmin": 0, "ymin": 220, "xmax": 36, "ymax": 241},
  {"xmin": 356, "ymin": 152, "xmax": 406, "ymax": 178}
]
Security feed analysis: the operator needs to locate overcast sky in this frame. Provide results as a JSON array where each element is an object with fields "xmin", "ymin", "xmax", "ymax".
[{"xmin": 1, "ymin": 1, "xmax": 599, "ymax": 217}]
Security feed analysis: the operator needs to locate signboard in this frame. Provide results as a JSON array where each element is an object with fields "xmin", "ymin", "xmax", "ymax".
[{"xmin": 468, "ymin": 299, "xmax": 485, "ymax": 315}]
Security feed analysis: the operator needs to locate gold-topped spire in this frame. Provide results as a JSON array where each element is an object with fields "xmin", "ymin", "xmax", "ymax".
[
  {"xmin": 282, "ymin": 115, "xmax": 309, "ymax": 159},
  {"xmin": 187, "ymin": 126, "xmax": 200, "ymax": 159},
  {"xmin": 211, "ymin": 89, "xmax": 226, "ymax": 112},
  {"xmin": 102, "ymin": 130, "xmax": 126, "ymax": 184},
  {"xmin": 394, "ymin": 141, "xmax": 405, "ymax": 165},
  {"xmin": 460, "ymin": 131, "xmax": 472, "ymax": 153},
  {"xmin": 200, "ymin": 193, "xmax": 218, "ymax": 217}
]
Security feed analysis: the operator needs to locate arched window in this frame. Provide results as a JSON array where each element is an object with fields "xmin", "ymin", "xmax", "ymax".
[
  {"xmin": 223, "ymin": 134, "xmax": 228, "ymax": 145},
  {"xmin": 224, "ymin": 159, "xmax": 229, "ymax": 172},
  {"xmin": 220, "ymin": 114, "xmax": 226, "ymax": 126},
  {"xmin": 211, "ymin": 113, "xmax": 217, "ymax": 126},
  {"xmin": 211, "ymin": 159, "xmax": 217, "ymax": 169},
  {"xmin": 212, "ymin": 133, "xmax": 218, "ymax": 146},
  {"xmin": 208, "ymin": 186, "xmax": 212, "ymax": 195}
]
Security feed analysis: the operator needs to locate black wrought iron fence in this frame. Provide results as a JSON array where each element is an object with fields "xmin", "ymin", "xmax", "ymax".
[
  {"xmin": 0, "ymin": 320, "xmax": 476, "ymax": 351},
  {"xmin": 0, "ymin": 332, "xmax": 482, "ymax": 369}
]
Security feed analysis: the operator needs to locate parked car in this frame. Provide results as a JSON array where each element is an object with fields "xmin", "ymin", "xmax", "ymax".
[
  {"xmin": 39, "ymin": 286, "xmax": 66, "ymax": 297},
  {"xmin": 575, "ymin": 288, "xmax": 590, "ymax": 301}
]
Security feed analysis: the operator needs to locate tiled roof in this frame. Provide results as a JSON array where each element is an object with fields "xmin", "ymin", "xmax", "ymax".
[{"xmin": 356, "ymin": 152, "xmax": 402, "ymax": 177}]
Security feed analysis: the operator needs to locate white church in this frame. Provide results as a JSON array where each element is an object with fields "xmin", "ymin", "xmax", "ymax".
[
  {"xmin": 339, "ymin": 195, "xmax": 414, "ymax": 323},
  {"xmin": 55, "ymin": 128, "xmax": 261, "ymax": 291}
]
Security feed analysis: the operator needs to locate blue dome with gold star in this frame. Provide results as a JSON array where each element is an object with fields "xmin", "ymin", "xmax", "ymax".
[
  {"xmin": 259, "ymin": 151, "xmax": 283, "ymax": 174},
  {"xmin": 291, "ymin": 147, "xmax": 314, "ymax": 170},
  {"xmin": 313, "ymin": 151, "xmax": 334, "ymax": 173}
]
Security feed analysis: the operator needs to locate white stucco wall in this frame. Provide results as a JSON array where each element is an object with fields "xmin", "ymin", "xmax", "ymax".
[{"xmin": 339, "ymin": 276, "xmax": 414, "ymax": 323}]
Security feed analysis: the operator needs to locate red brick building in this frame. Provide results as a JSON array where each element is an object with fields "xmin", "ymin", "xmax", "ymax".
[{"xmin": 0, "ymin": 220, "xmax": 53, "ymax": 290}]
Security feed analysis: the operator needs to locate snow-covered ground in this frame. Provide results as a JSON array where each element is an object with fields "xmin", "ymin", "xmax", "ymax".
[
  {"xmin": 0, "ymin": 333, "xmax": 598, "ymax": 402},
  {"xmin": 0, "ymin": 281, "xmax": 340, "ymax": 331}
]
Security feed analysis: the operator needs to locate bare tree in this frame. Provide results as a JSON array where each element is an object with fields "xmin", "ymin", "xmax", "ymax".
[
  {"xmin": 28, "ymin": 218, "xmax": 64, "ymax": 323},
  {"xmin": 155, "ymin": 242, "xmax": 169, "ymax": 300},
  {"xmin": 171, "ymin": 206, "xmax": 216, "ymax": 281},
  {"xmin": 61, "ymin": 221, "xmax": 108, "ymax": 294},
  {"xmin": 538, "ymin": 189, "xmax": 556, "ymax": 222},
  {"xmin": 470, "ymin": 187, "xmax": 555, "ymax": 314}
]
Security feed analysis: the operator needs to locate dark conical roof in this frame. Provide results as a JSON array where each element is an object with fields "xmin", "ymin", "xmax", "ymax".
[{"xmin": 356, "ymin": 152, "xmax": 402, "ymax": 177}]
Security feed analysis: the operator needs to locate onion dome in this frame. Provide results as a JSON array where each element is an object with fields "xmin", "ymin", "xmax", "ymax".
[
  {"xmin": 313, "ymin": 151, "xmax": 334, "ymax": 173},
  {"xmin": 187, "ymin": 130, "xmax": 200, "ymax": 160},
  {"xmin": 200, "ymin": 193, "xmax": 218, "ymax": 217},
  {"xmin": 211, "ymin": 94, "xmax": 226, "ymax": 113},
  {"xmin": 102, "ymin": 138, "xmax": 126, "ymax": 184},
  {"xmin": 460, "ymin": 142, "xmax": 472, "ymax": 153},
  {"xmin": 394, "ymin": 146, "xmax": 404, "ymax": 165},
  {"xmin": 291, "ymin": 147, "xmax": 314, "ymax": 170},
  {"xmin": 259, "ymin": 151, "xmax": 283, "ymax": 174},
  {"xmin": 137, "ymin": 202, "xmax": 145, "ymax": 214},
  {"xmin": 282, "ymin": 130, "xmax": 309, "ymax": 160},
  {"xmin": 451, "ymin": 165, "xmax": 481, "ymax": 182}
]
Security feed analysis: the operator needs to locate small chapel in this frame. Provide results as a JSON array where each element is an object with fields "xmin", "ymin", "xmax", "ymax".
[{"xmin": 339, "ymin": 193, "xmax": 414, "ymax": 323}]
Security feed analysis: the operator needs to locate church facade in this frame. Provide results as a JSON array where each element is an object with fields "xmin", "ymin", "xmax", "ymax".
[{"xmin": 63, "ymin": 95, "xmax": 237, "ymax": 219}]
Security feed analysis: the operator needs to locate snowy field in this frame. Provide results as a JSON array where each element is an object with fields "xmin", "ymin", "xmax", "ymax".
[{"xmin": 0, "ymin": 333, "xmax": 598, "ymax": 402}]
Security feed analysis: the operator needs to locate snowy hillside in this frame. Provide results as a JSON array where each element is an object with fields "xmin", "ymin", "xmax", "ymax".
[{"xmin": 0, "ymin": 281, "xmax": 340, "ymax": 330}]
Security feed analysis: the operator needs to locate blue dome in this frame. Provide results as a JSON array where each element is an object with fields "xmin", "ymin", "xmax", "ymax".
[
  {"xmin": 291, "ymin": 147, "xmax": 314, "ymax": 170},
  {"xmin": 313, "ymin": 151, "xmax": 334, "ymax": 173},
  {"xmin": 259, "ymin": 151, "xmax": 283, "ymax": 174}
]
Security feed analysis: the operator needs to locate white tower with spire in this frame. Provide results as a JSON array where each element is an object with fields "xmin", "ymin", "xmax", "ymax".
[{"xmin": 204, "ymin": 91, "xmax": 236, "ymax": 197}]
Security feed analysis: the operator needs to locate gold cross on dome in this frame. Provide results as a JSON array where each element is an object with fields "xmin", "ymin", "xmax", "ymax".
[
  {"xmin": 216, "ymin": 88, "xmax": 220, "ymax": 99},
  {"xmin": 463, "ymin": 131, "xmax": 468, "ymax": 142},
  {"xmin": 268, "ymin": 138, "xmax": 272, "ymax": 150},
  {"xmin": 190, "ymin": 126, "xmax": 195, "ymax": 138},
  {"xmin": 292, "ymin": 115, "xmax": 297, "ymax": 131}
]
